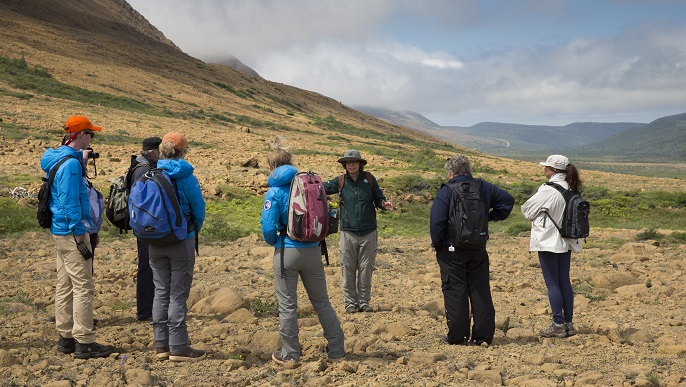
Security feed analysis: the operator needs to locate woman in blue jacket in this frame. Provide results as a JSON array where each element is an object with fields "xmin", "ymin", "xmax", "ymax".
[
  {"xmin": 260, "ymin": 137, "xmax": 345, "ymax": 365},
  {"xmin": 149, "ymin": 132, "xmax": 206, "ymax": 362}
]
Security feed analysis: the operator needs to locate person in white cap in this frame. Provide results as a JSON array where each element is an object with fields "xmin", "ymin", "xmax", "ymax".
[{"xmin": 521, "ymin": 154, "xmax": 583, "ymax": 338}]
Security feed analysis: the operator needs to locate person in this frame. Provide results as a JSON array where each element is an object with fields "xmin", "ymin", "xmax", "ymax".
[
  {"xmin": 260, "ymin": 137, "xmax": 345, "ymax": 364},
  {"xmin": 130, "ymin": 137, "xmax": 162, "ymax": 322},
  {"xmin": 323, "ymin": 150, "xmax": 393, "ymax": 314},
  {"xmin": 40, "ymin": 115, "xmax": 114, "ymax": 359},
  {"xmin": 429, "ymin": 155, "xmax": 514, "ymax": 346},
  {"xmin": 521, "ymin": 155, "xmax": 583, "ymax": 338},
  {"xmin": 147, "ymin": 132, "xmax": 206, "ymax": 361}
]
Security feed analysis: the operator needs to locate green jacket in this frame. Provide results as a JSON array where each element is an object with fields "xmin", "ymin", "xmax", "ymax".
[{"xmin": 324, "ymin": 172, "xmax": 387, "ymax": 235}]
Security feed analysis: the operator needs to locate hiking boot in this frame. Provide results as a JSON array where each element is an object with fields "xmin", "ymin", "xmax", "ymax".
[
  {"xmin": 565, "ymin": 322, "xmax": 577, "ymax": 337},
  {"xmin": 540, "ymin": 322, "xmax": 567, "ymax": 338},
  {"xmin": 75, "ymin": 341, "xmax": 115, "ymax": 359},
  {"xmin": 57, "ymin": 336, "xmax": 76, "ymax": 354},
  {"xmin": 345, "ymin": 306, "xmax": 358, "ymax": 314},
  {"xmin": 169, "ymin": 347, "xmax": 206, "ymax": 362},
  {"xmin": 359, "ymin": 305, "xmax": 373, "ymax": 313},
  {"xmin": 272, "ymin": 350, "xmax": 297, "ymax": 365},
  {"xmin": 155, "ymin": 346, "xmax": 170, "ymax": 360}
]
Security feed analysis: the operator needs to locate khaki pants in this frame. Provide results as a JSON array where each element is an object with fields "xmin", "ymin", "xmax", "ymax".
[
  {"xmin": 339, "ymin": 230, "xmax": 378, "ymax": 309},
  {"xmin": 51, "ymin": 233, "xmax": 95, "ymax": 344}
]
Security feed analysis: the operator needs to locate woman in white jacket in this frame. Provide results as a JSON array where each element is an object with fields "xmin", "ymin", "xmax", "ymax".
[{"xmin": 521, "ymin": 155, "xmax": 583, "ymax": 338}]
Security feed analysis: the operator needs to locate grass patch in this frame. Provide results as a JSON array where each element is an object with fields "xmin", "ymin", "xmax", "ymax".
[
  {"xmin": 0, "ymin": 197, "xmax": 41, "ymax": 236},
  {"xmin": 248, "ymin": 297, "xmax": 278, "ymax": 317},
  {"xmin": 202, "ymin": 189, "xmax": 263, "ymax": 243},
  {"xmin": 111, "ymin": 300, "xmax": 134, "ymax": 311},
  {"xmin": 0, "ymin": 56, "xmax": 154, "ymax": 113}
]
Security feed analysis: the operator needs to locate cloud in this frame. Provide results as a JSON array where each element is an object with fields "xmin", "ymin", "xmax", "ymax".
[{"xmin": 128, "ymin": 0, "xmax": 686, "ymax": 125}]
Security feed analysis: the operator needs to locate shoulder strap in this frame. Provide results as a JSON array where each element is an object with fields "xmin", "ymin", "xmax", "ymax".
[
  {"xmin": 47, "ymin": 156, "xmax": 77, "ymax": 185},
  {"xmin": 545, "ymin": 182, "xmax": 566, "ymax": 194}
]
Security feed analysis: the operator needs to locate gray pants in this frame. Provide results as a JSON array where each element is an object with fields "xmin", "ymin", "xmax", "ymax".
[
  {"xmin": 339, "ymin": 230, "xmax": 378, "ymax": 309},
  {"xmin": 273, "ymin": 246, "xmax": 345, "ymax": 361},
  {"xmin": 149, "ymin": 238, "xmax": 195, "ymax": 352}
]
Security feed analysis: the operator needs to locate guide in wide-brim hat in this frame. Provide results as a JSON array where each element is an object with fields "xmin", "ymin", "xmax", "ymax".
[{"xmin": 337, "ymin": 150, "xmax": 367, "ymax": 166}]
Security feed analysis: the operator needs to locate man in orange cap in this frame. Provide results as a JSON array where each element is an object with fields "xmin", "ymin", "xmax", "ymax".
[{"xmin": 40, "ymin": 115, "xmax": 114, "ymax": 359}]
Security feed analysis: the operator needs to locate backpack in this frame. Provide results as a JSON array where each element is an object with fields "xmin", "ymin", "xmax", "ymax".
[
  {"xmin": 544, "ymin": 182, "xmax": 590, "ymax": 239},
  {"xmin": 105, "ymin": 156, "xmax": 149, "ymax": 232},
  {"xmin": 128, "ymin": 169, "xmax": 194, "ymax": 246},
  {"xmin": 285, "ymin": 171, "xmax": 330, "ymax": 242},
  {"xmin": 445, "ymin": 179, "xmax": 489, "ymax": 249},
  {"xmin": 85, "ymin": 178, "xmax": 104, "ymax": 233},
  {"xmin": 37, "ymin": 156, "xmax": 77, "ymax": 228}
]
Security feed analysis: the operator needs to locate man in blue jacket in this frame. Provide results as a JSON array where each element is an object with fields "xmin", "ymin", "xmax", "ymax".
[
  {"xmin": 430, "ymin": 154, "xmax": 514, "ymax": 346},
  {"xmin": 40, "ymin": 115, "xmax": 114, "ymax": 359}
]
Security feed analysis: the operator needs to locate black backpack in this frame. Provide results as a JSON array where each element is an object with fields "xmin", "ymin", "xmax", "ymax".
[
  {"xmin": 445, "ymin": 179, "xmax": 489, "ymax": 249},
  {"xmin": 105, "ymin": 155, "xmax": 149, "ymax": 232},
  {"xmin": 37, "ymin": 156, "xmax": 77, "ymax": 228},
  {"xmin": 544, "ymin": 182, "xmax": 590, "ymax": 239}
]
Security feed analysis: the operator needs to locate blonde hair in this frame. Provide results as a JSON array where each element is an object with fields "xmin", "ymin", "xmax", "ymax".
[
  {"xmin": 267, "ymin": 136, "xmax": 292, "ymax": 170},
  {"xmin": 160, "ymin": 141, "xmax": 185, "ymax": 159}
]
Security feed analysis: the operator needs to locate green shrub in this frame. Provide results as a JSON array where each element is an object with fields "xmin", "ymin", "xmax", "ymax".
[
  {"xmin": 202, "ymin": 192, "xmax": 263, "ymax": 243},
  {"xmin": 667, "ymin": 231, "xmax": 686, "ymax": 244},
  {"xmin": 635, "ymin": 228, "xmax": 663, "ymax": 241}
]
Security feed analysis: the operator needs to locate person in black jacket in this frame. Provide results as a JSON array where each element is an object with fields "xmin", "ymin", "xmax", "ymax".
[
  {"xmin": 429, "ymin": 155, "xmax": 514, "ymax": 345},
  {"xmin": 131, "ymin": 137, "xmax": 162, "ymax": 321}
]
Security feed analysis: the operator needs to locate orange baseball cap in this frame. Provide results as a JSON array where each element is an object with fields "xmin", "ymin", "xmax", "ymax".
[
  {"xmin": 162, "ymin": 132, "xmax": 188, "ymax": 149},
  {"xmin": 63, "ymin": 115, "xmax": 102, "ymax": 133}
]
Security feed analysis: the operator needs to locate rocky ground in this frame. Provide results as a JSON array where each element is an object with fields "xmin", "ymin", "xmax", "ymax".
[{"xmin": 0, "ymin": 226, "xmax": 684, "ymax": 386}]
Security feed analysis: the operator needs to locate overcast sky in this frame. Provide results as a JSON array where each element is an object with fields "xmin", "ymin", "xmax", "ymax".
[{"xmin": 126, "ymin": 0, "xmax": 686, "ymax": 126}]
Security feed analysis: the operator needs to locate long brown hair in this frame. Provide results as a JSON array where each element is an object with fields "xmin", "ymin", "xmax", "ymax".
[{"xmin": 565, "ymin": 163, "xmax": 582, "ymax": 192}]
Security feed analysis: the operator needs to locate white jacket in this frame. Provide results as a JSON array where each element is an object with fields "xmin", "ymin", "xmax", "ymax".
[{"xmin": 521, "ymin": 174, "xmax": 582, "ymax": 253}]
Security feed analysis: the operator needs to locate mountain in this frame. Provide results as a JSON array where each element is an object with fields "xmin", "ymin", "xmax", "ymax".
[
  {"xmin": 577, "ymin": 113, "xmax": 686, "ymax": 161},
  {"xmin": 446, "ymin": 121, "xmax": 644, "ymax": 151},
  {"xmin": 352, "ymin": 106, "xmax": 512, "ymax": 149}
]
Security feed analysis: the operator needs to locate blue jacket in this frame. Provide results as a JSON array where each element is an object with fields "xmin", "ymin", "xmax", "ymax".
[
  {"xmin": 430, "ymin": 174, "xmax": 514, "ymax": 252},
  {"xmin": 156, "ymin": 159, "xmax": 206, "ymax": 238},
  {"xmin": 40, "ymin": 146, "xmax": 91, "ymax": 236},
  {"xmin": 260, "ymin": 165, "xmax": 318, "ymax": 249}
]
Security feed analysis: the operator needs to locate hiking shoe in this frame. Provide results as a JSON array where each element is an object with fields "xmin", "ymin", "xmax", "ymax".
[
  {"xmin": 345, "ymin": 306, "xmax": 358, "ymax": 314},
  {"xmin": 540, "ymin": 322, "xmax": 567, "ymax": 338},
  {"xmin": 57, "ymin": 336, "xmax": 76, "ymax": 354},
  {"xmin": 565, "ymin": 322, "xmax": 577, "ymax": 337},
  {"xmin": 75, "ymin": 342, "xmax": 115, "ymax": 359},
  {"xmin": 169, "ymin": 347, "xmax": 206, "ymax": 362},
  {"xmin": 360, "ymin": 305, "xmax": 373, "ymax": 313},
  {"xmin": 155, "ymin": 346, "xmax": 170, "ymax": 360},
  {"xmin": 272, "ymin": 350, "xmax": 297, "ymax": 365}
]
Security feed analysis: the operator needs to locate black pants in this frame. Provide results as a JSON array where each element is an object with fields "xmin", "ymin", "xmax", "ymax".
[
  {"xmin": 437, "ymin": 247, "xmax": 495, "ymax": 345},
  {"xmin": 136, "ymin": 239, "xmax": 154, "ymax": 319}
]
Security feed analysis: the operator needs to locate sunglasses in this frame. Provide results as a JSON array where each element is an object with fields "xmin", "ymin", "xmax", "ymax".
[{"xmin": 82, "ymin": 130, "xmax": 95, "ymax": 138}]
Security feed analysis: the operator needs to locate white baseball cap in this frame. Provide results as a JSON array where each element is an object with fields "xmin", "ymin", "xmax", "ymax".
[{"xmin": 540, "ymin": 155, "xmax": 569, "ymax": 171}]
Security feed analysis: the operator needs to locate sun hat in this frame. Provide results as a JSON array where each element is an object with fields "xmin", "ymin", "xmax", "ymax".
[
  {"xmin": 142, "ymin": 137, "xmax": 162, "ymax": 151},
  {"xmin": 162, "ymin": 132, "xmax": 188, "ymax": 150},
  {"xmin": 63, "ymin": 115, "xmax": 102, "ymax": 133},
  {"xmin": 337, "ymin": 149, "xmax": 367, "ymax": 166},
  {"xmin": 540, "ymin": 155, "xmax": 569, "ymax": 171}
]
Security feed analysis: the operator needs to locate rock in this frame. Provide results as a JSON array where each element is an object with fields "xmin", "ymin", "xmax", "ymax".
[
  {"xmin": 190, "ymin": 287, "xmax": 244, "ymax": 315},
  {"xmin": 124, "ymin": 368, "xmax": 153, "ymax": 386},
  {"xmin": 592, "ymin": 273, "xmax": 641, "ymax": 290},
  {"xmin": 224, "ymin": 308, "xmax": 258, "ymax": 324}
]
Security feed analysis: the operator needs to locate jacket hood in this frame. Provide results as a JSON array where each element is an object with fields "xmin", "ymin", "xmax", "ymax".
[
  {"xmin": 157, "ymin": 159, "xmax": 194, "ymax": 179},
  {"xmin": 268, "ymin": 165, "xmax": 297, "ymax": 187},
  {"xmin": 40, "ymin": 146, "xmax": 82, "ymax": 174}
]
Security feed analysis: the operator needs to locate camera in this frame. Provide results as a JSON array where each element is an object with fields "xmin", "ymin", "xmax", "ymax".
[{"xmin": 86, "ymin": 147, "xmax": 99, "ymax": 159}]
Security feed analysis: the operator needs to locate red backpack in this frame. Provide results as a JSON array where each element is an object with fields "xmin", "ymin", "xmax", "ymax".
[{"xmin": 285, "ymin": 171, "xmax": 330, "ymax": 242}]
